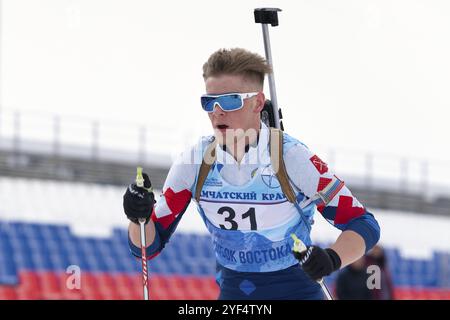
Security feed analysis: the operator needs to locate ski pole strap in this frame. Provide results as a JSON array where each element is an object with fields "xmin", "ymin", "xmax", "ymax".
[
  {"xmin": 269, "ymin": 128, "xmax": 296, "ymax": 203},
  {"xmin": 195, "ymin": 139, "xmax": 217, "ymax": 202}
]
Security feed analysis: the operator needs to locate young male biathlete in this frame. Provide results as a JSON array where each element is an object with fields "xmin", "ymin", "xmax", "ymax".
[{"xmin": 123, "ymin": 48, "xmax": 380, "ymax": 300}]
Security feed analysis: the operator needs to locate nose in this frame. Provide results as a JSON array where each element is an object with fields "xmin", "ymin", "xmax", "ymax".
[{"xmin": 212, "ymin": 102, "xmax": 225, "ymax": 116}]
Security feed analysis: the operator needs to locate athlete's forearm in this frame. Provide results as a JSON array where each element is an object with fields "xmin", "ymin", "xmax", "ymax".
[
  {"xmin": 128, "ymin": 220, "xmax": 156, "ymax": 248},
  {"xmin": 330, "ymin": 230, "xmax": 366, "ymax": 268}
]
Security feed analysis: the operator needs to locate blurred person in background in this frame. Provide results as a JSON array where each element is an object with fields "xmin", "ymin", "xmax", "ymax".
[
  {"xmin": 335, "ymin": 256, "xmax": 372, "ymax": 300},
  {"xmin": 366, "ymin": 245, "xmax": 395, "ymax": 300},
  {"xmin": 123, "ymin": 48, "xmax": 381, "ymax": 299}
]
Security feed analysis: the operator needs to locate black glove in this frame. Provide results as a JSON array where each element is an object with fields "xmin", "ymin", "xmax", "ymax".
[
  {"xmin": 293, "ymin": 246, "xmax": 342, "ymax": 281},
  {"xmin": 123, "ymin": 172, "xmax": 155, "ymax": 225}
]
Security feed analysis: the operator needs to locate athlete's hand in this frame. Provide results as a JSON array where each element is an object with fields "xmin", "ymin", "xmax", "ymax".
[
  {"xmin": 123, "ymin": 172, "xmax": 155, "ymax": 225},
  {"xmin": 294, "ymin": 246, "xmax": 342, "ymax": 281}
]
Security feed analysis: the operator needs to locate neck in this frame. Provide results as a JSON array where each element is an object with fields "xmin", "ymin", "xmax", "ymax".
[{"xmin": 223, "ymin": 123, "xmax": 261, "ymax": 163}]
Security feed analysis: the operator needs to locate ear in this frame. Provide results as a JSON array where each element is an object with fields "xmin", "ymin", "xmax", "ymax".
[{"xmin": 254, "ymin": 92, "xmax": 266, "ymax": 113}]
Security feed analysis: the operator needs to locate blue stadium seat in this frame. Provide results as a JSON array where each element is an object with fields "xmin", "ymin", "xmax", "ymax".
[
  {"xmin": 148, "ymin": 261, "xmax": 163, "ymax": 274},
  {"xmin": 40, "ymin": 226, "xmax": 60, "ymax": 243},
  {"xmin": 394, "ymin": 273, "xmax": 410, "ymax": 287},
  {"xmin": 411, "ymin": 260, "xmax": 427, "ymax": 276},
  {"xmin": 423, "ymin": 272, "xmax": 438, "ymax": 287},
  {"xmin": 13, "ymin": 250, "xmax": 34, "ymax": 270},
  {"xmin": 128, "ymin": 259, "xmax": 142, "ymax": 273},
  {"xmin": 113, "ymin": 246, "xmax": 132, "ymax": 266},
  {"xmin": 0, "ymin": 260, "xmax": 19, "ymax": 285},
  {"xmin": 105, "ymin": 253, "xmax": 126, "ymax": 273},
  {"xmin": 180, "ymin": 263, "xmax": 196, "ymax": 275},
  {"xmin": 50, "ymin": 255, "xmax": 69, "ymax": 271},
  {"xmin": 61, "ymin": 240, "xmax": 83, "ymax": 256},
  {"xmin": 83, "ymin": 254, "xmax": 98, "ymax": 271},
  {"xmin": 27, "ymin": 223, "xmax": 45, "ymax": 240},
  {"xmin": 409, "ymin": 273, "xmax": 424, "ymax": 287},
  {"xmin": 385, "ymin": 248, "xmax": 401, "ymax": 267},
  {"xmin": 103, "ymin": 256, "xmax": 122, "ymax": 273},
  {"xmin": 184, "ymin": 242, "xmax": 200, "ymax": 258},
  {"xmin": 54, "ymin": 226, "xmax": 73, "ymax": 243},
  {"xmin": 54, "ymin": 248, "xmax": 70, "ymax": 266},
  {"xmin": 197, "ymin": 264, "xmax": 214, "ymax": 276},
  {"xmin": 158, "ymin": 249, "xmax": 174, "ymax": 262},
  {"xmin": 167, "ymin": 261, "xmax": 187, "ymax": 275},
  {"xmin": 0, "ymin": 231, "xmax": 10, "ymax": 243},
  {"xmin": 0, "ymin": 225, "xmax": 19, "ymax": 285},
  {"xmin": 66, "ymin": 252, "xmax": 89, "ymax": 270},
  {"xmin": 0, "ymin": 236, "xmax": 13, "ymax": 255},
  {"xmin": 201, "ymin": 244, "xmax": 215, "ymax": 259},
  {"xmin": 31, "ymin": 253, "xmax": 53, "ymax": 271},
  {"xmin": 92, "ymin": 252, "xmax": 109, "ymax": 272},
  {"xmin": 79, "ymin": 238, "xmax": 97, "ymax": 255}
]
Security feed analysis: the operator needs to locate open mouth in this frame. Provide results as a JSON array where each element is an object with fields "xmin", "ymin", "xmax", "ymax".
[{"xmin": 216, "ymin": 124, "xmax": 229, "ymax": 130}]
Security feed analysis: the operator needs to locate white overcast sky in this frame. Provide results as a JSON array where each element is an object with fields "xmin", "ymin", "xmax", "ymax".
[{"xmin": 1, "ymin": 0, "xmax": 450, "ymax": 168}]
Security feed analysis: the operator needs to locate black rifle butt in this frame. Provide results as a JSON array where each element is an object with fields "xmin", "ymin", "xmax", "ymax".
[
  {"xmin": 254, "ymin": 8, "xmax": 282, "ymax": 26},
  {"xmin": 260, "ymin": 100, "xmax": 277, "ymax": 128},
  {"xmin": 260, "ymin": 100, "xmax": 285, "ymax": 130}
]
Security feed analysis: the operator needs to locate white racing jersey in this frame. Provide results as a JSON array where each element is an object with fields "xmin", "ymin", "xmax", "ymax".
[
  {"xmin": 196, "ymin": 125, "xmax": 315, "ymax": 272},
  {"xmin": 129, "ymin": 122, "xmax": 380, "ymax": 297}
]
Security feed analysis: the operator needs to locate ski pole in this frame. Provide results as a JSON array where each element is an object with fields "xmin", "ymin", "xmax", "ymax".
[
  {"xmin": 291, "ymin": 234, "xmax": 334, "ymax": 300},
  {"xmin": 136, "ymin": 166, "xmax": 150, "ymax": 300},
  {"xmin": 254, "ymin": 7, "xmax": 284, "ymax": 130}
]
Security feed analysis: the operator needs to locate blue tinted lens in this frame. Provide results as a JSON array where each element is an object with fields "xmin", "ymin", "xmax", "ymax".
[
  {"xmin": 201, "ymin": 94, "xmax": 243, "ymax": 112},
  {"xmin": 201, "ymin": 96, "xmax": 216, "ymax": 112}
]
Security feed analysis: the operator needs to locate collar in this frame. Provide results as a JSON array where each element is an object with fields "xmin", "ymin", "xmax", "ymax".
[
  {"xmin": 221, "ymin": 134, "xmax": 260, "ymax": 153},
  {"xmin": 215, "ymin": 121, "xmax": 270, "ymax": 166}
]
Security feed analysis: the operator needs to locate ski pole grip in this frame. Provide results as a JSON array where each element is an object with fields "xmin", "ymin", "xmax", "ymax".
[
  {"xmin": 254, "ymin": 8, "xmax": 282, "ymax": 26},
  {"xmin": 136, "ymin": 167, "xmax": 145, "ymax": 188},
  {"xmin": 291, "ymin": 234, "xmax": 307, "ymax": 254}
]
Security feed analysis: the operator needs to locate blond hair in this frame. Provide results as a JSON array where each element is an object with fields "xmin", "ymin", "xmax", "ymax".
[{"xmin": 202, "ymin": 48, "xmax": 272, "ymax": 86}]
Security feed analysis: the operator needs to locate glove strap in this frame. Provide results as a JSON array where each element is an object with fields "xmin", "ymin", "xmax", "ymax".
[{"xmin": 325, "ymin": 248, "xmax": 342, "ymax": 271}]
